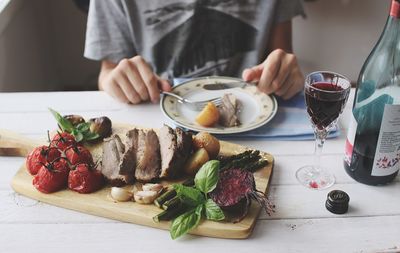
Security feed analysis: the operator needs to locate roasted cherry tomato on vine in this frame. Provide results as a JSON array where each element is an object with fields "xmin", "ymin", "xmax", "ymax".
[
  {"xmin": 50, "ymin": 132, "xmax": 77, "ymax": 151},
  {"xmin": 26, "ymin": 146, "xmax": 61, "ymax": 175},
  {"xmin": 33, "ymin": 158, "xmax": 70, "ymax": 193},
  {"xmin": 68, "ymin": 163, "xmax": 104, "ymax": 194},
  {"xmin": 65, "ymin": 145, "xmax": 93, "ymax": 166}
]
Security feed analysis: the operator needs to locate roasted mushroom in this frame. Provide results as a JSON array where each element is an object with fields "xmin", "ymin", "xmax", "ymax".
[
  {"xmin": 89, "ymin": 116, "xmax": 112, "ymax": 139},
  {"xmin": 63, "ymin": 115, "xmax": 85, "ymax": 127}
]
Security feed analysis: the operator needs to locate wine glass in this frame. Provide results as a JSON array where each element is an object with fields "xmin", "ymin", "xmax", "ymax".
[{"xmin": 296, "ymin": 71, "xmax": 351, "ymax": 190}]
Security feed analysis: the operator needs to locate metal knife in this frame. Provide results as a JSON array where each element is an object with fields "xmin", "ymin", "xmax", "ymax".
[{"xmin": 202, "ymin": 81, "xmax": 255, "ymax": 90}]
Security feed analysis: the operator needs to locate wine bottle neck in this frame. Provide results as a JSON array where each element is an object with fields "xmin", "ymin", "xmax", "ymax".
[{"xmin": 390, "ymin": 0, "xmax": 400, "ymax": 18}]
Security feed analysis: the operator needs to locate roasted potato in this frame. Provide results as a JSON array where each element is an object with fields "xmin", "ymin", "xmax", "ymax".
[
  {"xmin": 193, "ymin": 132, "xmax": 220, "ymax": 159},
  {"xmin": 184, "ymin": 148, "xmax": 209, "ymax": 176},
  {"xmin": 195, "ymin": 102, "xmax": 220, "ymax": 127}
]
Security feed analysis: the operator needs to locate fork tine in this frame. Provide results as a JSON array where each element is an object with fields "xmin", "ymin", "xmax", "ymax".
[
  {"xmin": 195, "ymin": 102, "xmax": 212, "ymax": 110},
  {"xmin": 195, "ymin": 101, "xmax": 223, "ymax": 110},
  {"xmin": 212, "ymin": 98, "xmax": 223, "ymax": 104},
  {"xmin": 195, "ymin": 97, "xmax": 221, "ymax": 106},
  {"xmin": 163, "ymin": 91, "xmax": 225, "ymax": 111}
]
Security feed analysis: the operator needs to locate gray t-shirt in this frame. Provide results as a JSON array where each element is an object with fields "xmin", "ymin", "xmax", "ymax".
[{"xmin": 84, "ymin": 0, "xmax": 304, "ymax": 80}]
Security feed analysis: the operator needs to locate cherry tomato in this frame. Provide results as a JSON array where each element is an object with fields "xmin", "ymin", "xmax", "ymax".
[
  {"xmin": 32, "ymin": 158, "xmax": 69, "ymax": 193},
  {"xmin": 26, "ymin": 146, "xmax": 61, "ymax": 175},
  {"xmin": 68, "ymin": 163, "xmax": 104, "ymax": 194},
  {"xmin": 50, "ymin": 132, "xmax": 77, "ymax": 151},
  {"xmin": 65, "ymin": 145, "xmax": 93, "ymax": 166}
]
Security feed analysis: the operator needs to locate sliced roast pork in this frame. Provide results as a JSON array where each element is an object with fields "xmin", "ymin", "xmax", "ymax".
[
  {"xmin": 126, "ymin": 129, "xmax": 139, "ymax": 151},
  {"xmin": 159, "ymin": 125, "xmax": 180, "ymax": 178},
  {"xmin": 101, "ymin": 135, "xmax": 134, "ymax": 186},
  {"xmin": 218, "ymin": 93, "xmax": 241, "ymax": 127},
  {"xmin": 135, "ymin": 129, "xmax": 161, "ymax": 182},
  {"xmin": 119, "ymin": 128, "xmax": 139, "ymax": 177},
  {"xmin": 175, "ymin": 127, "xmax": 193, "ymax": 170}
]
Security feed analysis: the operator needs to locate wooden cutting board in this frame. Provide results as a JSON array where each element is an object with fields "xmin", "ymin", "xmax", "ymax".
[{"xmin": 1, "ymin": 125, "xmax": 274, "ymax": 239}]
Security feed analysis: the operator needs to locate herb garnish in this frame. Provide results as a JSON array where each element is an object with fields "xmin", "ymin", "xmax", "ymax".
[
  {"xmin": 170, "ymin": 160, "xmax": 224, "ymax": 239},
  {"xmin": 49, "ymin": 108, "xmax": 99, "ymax": 142}
]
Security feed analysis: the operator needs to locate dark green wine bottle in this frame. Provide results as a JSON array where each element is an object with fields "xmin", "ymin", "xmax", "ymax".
[{"xmin": 344, "ymin": 0, "xmax": 400, "ymax": 185}]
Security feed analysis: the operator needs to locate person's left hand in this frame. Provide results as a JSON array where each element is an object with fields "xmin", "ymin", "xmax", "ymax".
[{"xmin": 242, "ymin": 49, "xmax": 304, "ymax": 100}]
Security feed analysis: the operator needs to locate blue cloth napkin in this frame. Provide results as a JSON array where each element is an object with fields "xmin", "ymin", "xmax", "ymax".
[
  {"xmin": 172, "ymin": 78, "xmax": 340, "ymax": 141},
  {"xmin": 222, "ymin": 93, "xmax": 340, "ymax": 140}
]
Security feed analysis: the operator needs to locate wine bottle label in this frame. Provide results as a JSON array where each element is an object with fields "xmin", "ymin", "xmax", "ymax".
[
  {"xmin": 371, "ymin": 104, "xmax": 400, "ymax": 176},
  {"xmin": 344, "ymin": 113, "xmax": 357, "ymax": 166}
]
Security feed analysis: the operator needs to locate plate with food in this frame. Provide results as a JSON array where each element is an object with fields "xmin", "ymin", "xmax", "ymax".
[
  {"xmin": 160, "ymin": 76, "xmax": 278, "ymax": 134},
  {"xmin": 2, "ymin": 109, "xmax": 275, "ymax": 239}
]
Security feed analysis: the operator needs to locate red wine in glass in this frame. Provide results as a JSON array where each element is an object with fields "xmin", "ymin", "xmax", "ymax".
[
  {"xmin": 296, "ymin": 72, "xmax": 351, "ymax": 190},
  {"xmin": 305, "ymin": 82, "xmax": 348, "ymax": 130}
]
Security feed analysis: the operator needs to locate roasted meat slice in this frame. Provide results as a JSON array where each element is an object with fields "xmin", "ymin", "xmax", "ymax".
[
  {"xmin": 218, "ymin": 93, "xmax": 241, "ymax": 127},
  {"xmin": 100, "ymin": 135, "xmax": 134, "ymax": 186},
  {"xmin": 175, "ymin": 127, "xmax": 193, "ymax": 170},
  {"xmin": 119, "ymin": 128, "xmax": 139, "ymax": 177},
  {"xmin": 159, "ymin": 125, "xmax": 180, "ymax": 178},
  {"xmin": 126, "ymin": 129, "xmax": 139, "ymax": 150},
  {"xmin": 135, "ymin": 129, "xmax": 161, "ymax": 182}
]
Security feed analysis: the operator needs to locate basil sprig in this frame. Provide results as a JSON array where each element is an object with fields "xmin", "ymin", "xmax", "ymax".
[
  {"xmin": 170, "ymin": 160, "xmax": 225, "ymax": 239},
  {"xmin": 170, "ymin": 205, "xmax": 203, "ymax": 240},
  {"xmin": 204, "ymin": 199, "xmax": 225, "ymax": 221},
  {"xmin": 194, "ymin": 160, "xmax": 219, "ymax": 193},
  {"xmin": 49, "ymin": 108, "xmax": 99, "ymax": 142}
]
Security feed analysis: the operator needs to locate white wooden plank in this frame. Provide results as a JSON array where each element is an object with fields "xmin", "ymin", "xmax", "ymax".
[
  {"xmin": 260, "ymin": 182, "xmax": 400, "ymax": 219},
  {"xmin": 0, "ymin": 91, "xmax": 124, "ymax": 112},
  {"xmin": 0, "ymin": 216, "xmax": 399, "ymax": 253},
  {"xmin": 0, "ymin": 157, "xmax": 23, "ymax": 190},
  {"xmin": 270, "ymin": 153, "xmax": 400, "ymax": 185},
  {"xmin": 0, "ymin": 190, "xmax": 113, "ymax": 224}
]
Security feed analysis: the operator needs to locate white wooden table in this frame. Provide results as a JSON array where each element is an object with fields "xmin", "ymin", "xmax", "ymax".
[{"xmin": 0, "ymin": 90, "xmax": 399, "ymax": 253}]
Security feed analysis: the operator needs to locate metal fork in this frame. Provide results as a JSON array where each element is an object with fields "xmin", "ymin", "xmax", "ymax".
[{"xmin": 162, "ymin": 91, "xmax": 223, "ymax": 111}]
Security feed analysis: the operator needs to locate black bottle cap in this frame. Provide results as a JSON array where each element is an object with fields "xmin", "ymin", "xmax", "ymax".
[{"xmin": 325, "ymin": 190, "xmax": 350, "ymax": 214}]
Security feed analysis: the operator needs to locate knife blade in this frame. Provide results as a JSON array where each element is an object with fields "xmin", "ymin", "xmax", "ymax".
[{"xmin": 202, "ymin": 81, "xmax": 254, "ymax": 90}]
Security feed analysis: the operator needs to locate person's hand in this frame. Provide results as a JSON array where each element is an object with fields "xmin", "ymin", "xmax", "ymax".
[
  {"xmin": 99, "ymin": 56, "xmax": 172, "ymax": 104},
  {"xmin": 242, "ymin": 49, "xmax": 304, "ymax": 100}
]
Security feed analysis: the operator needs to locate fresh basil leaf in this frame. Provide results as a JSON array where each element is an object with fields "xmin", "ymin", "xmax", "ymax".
[
  {"xmin": 76, "ymin": 122, "xmax": 90, "ymax": 132},
  {"xmin": 49, "ymin": 108, "xmax": 74, "ymax": 132},
  {"xmin": 72, "ymin": 130, "xmax": 83, "ymax": 142},
  {"xmin": 170, "ymin": 206, "xmax": 202, "ymax": 240},
  {"xmin": 194, "ymin": 160, "xmax": 220, "ymax": 193},
  {"xmin": 205, "ymin": 199, "xmax": 225, "ymax": 221},
  {"xmin": 173, "ymin": 184, "xmax": 205, "ymax": 207},
  {"xmin": 195, "ymin": 202, "xmax": 204, "ymax": 217},
  {"xmin": 83, "ymin": 131, "xmax": 100, "ymax": 141}
]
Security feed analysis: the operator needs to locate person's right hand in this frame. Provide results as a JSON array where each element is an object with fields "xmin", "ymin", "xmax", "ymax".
[{"xmin": 99, "ymin": 56, "xmax": 172, "ymax": 104}]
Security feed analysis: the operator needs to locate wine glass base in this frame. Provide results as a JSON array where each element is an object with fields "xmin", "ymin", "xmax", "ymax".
[{"xmin": 296, "ymin": 165, "xmax": 335, "ymax": 190}]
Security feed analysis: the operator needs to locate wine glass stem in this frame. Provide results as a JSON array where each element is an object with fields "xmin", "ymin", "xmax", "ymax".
[{"xmin": 313, "ymin": 128, "xmax": 328, "ymax": 169}]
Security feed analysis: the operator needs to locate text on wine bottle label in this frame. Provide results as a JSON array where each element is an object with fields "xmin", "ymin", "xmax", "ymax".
[{"xmin": 371, "ymin": 104, "xmax": 400, "ymax": 176}]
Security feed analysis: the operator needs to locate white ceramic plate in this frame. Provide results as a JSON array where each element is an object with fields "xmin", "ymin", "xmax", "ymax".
[{"xmin": 160, "ymin": 76, "xmax": 278, "ymax": 134}]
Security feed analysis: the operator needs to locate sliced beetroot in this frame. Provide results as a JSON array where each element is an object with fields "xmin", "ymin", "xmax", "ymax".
[{"xmin": 209, "ymin": 168, "xmax": 274, "ymax": 222}]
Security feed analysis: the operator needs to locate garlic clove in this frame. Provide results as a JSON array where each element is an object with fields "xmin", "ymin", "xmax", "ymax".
[
  {"xmin": 111, "ymin": 187, "xmax": 133, "ymax": 202},
  {"xmin": 134, "ymin": 190, "xmax": 159, "ymax": 204},
  {"xmin": 142, "ymin": 183, "xmax": 164, "ymax": 193}
]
